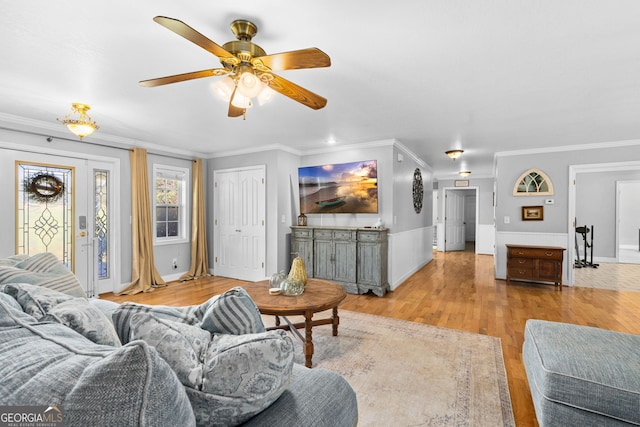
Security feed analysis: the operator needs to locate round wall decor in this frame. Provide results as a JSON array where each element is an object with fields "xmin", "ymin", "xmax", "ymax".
[{"xmin": 412, "ymin": 168, "xmax": 423, "ymax": 214}]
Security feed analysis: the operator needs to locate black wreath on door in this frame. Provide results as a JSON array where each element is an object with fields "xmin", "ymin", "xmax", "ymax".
[{"xmin": 412, "ymin": 168, "xmax": 423, "ymax": 214}]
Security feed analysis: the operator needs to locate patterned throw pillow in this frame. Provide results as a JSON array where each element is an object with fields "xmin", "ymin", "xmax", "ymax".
[
  {"xmin": 42, "ymin": 300, "xmax": 121, "ymax": 347},
  {"xmin": 129, "ymin": 313, "xmax": 294, "ymax": 427},
  {"xmin": 1, "ymin": 283, "xmax": 121, "ymax": 347},
  {"xmin": 112, "ymin": 287, "xmax": 265, "ymax": 344},
  {"xmin": 112, "ymin": 301, "xmax": 208, "ymax": 345}
]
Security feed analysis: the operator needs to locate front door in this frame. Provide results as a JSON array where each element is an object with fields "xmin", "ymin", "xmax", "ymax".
[
  {"xmin": 15, "ymin": 155, "xmax": 90, "ymax": 293},
  {"xmin": 6, "ymin": 148, "xmax": 118, "ymax": 297},
  {"xmin": 213, "ymin": 166, "xmax": 266, "ymax": 281}
]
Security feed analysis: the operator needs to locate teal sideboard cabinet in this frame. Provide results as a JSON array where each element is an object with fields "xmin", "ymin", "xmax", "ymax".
[{"xmin": 290, "ymin": 226, "xmax": 389, "ymax": 296}]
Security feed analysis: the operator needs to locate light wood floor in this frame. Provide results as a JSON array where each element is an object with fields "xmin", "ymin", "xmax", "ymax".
[{"xmin": 101, "ymin": 249, "xmax": 640, "ymax": 427}]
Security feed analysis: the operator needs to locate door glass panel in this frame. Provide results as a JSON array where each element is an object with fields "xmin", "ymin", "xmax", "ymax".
[
  {"xmin": 94, "ymin": 170, "xmax": 109, "ymax": 279},
  {"xmin": 16, "ymin": 162, "xmax": 74, "ymax": 270}
]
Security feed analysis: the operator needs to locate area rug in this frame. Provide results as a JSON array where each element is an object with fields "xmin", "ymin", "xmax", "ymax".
[{"xmin": 271, "ymin": 310, "xmax": 515, "ymax": 427}]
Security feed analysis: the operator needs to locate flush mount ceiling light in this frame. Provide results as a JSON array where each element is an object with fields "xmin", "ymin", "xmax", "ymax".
[
  {"xmin": 139, "ymin": 17, "xmax": 331, "ymax": 120},
  {"xmin": 458, "ymin": 171, "xmax": 472, "ymax": 177},
  {"xmin": 446, "ymin": 150, "xmax": 464, "ymax": 160},
  {"xmin": 57, "ymin": 103, "xmax": 99, "ymax": 140}
]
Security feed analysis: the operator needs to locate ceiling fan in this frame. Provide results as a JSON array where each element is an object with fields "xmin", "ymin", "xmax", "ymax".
[{"xmin": 139, "ymin": 16, "xmax": 331, "ymax": 118}]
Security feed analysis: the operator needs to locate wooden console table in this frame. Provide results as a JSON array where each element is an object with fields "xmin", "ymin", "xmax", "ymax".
[{"xmin": 506, "ymin": 244, "xmax": 565, "ymax": 290}]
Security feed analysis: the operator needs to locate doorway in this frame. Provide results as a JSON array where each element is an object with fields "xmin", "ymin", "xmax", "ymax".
[
  {"xmin": 2, "ymin": 144, "xmax": 120, "ymax": 297},
  {"xmin": 568, "ymin": 161, "xmax": 640, "ymax": 288},
  {"xmin": 213, "ymin": 165, "xmax": 266, "ymax": 281},
  {"xmin": 442, "ymin": 187, "xmax": 478, "ymax": 252}
]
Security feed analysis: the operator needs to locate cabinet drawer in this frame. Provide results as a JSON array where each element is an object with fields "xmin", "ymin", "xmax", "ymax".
[
  {"xmin": 314, "ymin": 229, "xmax": 334, "ymax": 240},
  {"xmin": 509, "ymin": 247, "xmax": 563, "ymax": 260},
  {"xmin": 507, "ymin": 267, "xmax": 535, "ymax": 280},
  {"xmin": 507, "ymin": 258, "xmax": 535, "ymax": 268},
  {"xmin": 358, "ymin": 231, "xmax": 384, "ymax": 242},
  {"xmin": 333, "ymin": 230, "xmax": 356, "ymax": 241},
  {"xmin": 292, "ymin": 228, "xmax": 313, "ymax": 238}
]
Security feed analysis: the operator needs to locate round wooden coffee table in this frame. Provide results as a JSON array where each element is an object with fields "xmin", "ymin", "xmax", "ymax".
[{"xmin": 242, "ymin": 278, "xmax": 347, "ymax": 368}]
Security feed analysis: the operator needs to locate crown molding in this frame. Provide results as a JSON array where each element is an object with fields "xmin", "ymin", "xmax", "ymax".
[
  {"xmin": 206, "ymin": 143, "xmax": 302, "ymax": 159},
  {"xmin": 0, "ymin": 112, "xmax": 206, "ymax": 159},
  {"xmin": 393, "ymin": 140, "xmax": 428, "ymax": 168},
  {"xmin": 495, "ymin": 138, "xmax": 640, "ymax": 157},
  {"xmin": 299, "ymin": 138, "xmax": 397, "ymax": 156}
]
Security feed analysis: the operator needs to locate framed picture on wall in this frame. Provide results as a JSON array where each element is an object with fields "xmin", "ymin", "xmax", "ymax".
[{"xmin": 522, "ymin": 205, "xmax": 544, "ymax": 221}]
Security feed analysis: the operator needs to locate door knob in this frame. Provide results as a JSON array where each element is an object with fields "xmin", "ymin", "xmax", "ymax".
[{"xmin": 79, "ymin": 231, "xmax": 87, "ymax": 237}]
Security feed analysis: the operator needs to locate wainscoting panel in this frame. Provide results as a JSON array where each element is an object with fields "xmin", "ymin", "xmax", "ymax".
[
  {"xmin": 388, "ymin": 226, "xmax": 433, "ymax": 290},
  {"xmin": 477, "ymin": 224, "xmax": 496, "ymax": 255}
]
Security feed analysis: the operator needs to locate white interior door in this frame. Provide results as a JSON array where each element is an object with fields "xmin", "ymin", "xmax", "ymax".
[
  {"xmin": 616, "ymin": 180, "xmax": 640, "ymax": 264},
  {"xmin": 214, "ymin": 166, "xmax": 265, "ymax": 281},
  {"xmin": 445, "ymin": 189, "xmax": 466, "ymax": 251}
]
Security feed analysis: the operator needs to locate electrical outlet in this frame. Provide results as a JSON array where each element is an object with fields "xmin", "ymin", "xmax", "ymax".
[{"xmin": 172, "ymin": 258, "xmax": 178, "ymax": 269}]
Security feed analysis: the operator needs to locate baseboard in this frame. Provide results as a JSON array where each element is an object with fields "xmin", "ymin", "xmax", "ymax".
[
  {"xmin": 162, "ymin": 271, "xmax": 188, "ymax": 282},
  {"xmin": 391, "ymin": 258, "xmax": 432, "ymax": 290}
]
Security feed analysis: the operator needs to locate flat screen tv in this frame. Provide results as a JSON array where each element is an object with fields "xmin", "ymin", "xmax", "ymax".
[{"xmin": 298, "ymin": 160, "xmax": 378, "ymax": 214}]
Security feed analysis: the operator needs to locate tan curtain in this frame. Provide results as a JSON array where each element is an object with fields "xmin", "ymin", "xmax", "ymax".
[
  {"xmin": 117, "ymin": 148, "xmax": 166, "ymax": 295},
  {"xmin": 180, "ymin": 158, "xmax": 210, "ymax": 281}
]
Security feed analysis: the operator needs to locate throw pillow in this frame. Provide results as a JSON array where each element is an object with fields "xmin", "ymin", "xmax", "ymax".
[
  {"xmin": 112, "ymin": 286, "xmax": 265, "ymax": 344},
  {"xmin": 42, "ymin": 299, "xmax": 121, "ymax": 347},
  {"xmin": 112, "ymin": 301, "xmax": 208, "ymax": 345},
  {"xmin": 0, "ymin": 252, "xmax": 86, "ymax": 298},
  {"xmin": 0, "ymin": 292, "xmax": 23, "ymax": 311},
  {"xmin": 1, "ymin": 283, "xmax": 73, "ymax": 318},
  {"xmin": 1, "ymin": 283, "xmax": 121, "ymax": 346},
  {"xmin": 200, "ymin": 287, "xmax": 265, "ymax": 335},
  {"xmin": 129, "ymin": 313, "xmax": 294, "ymax": 427},
  {"xmin": 129, "ymin": 312, "xmax": 210, "ymax": 389}
]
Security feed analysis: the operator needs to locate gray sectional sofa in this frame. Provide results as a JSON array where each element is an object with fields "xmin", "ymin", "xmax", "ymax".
[
  {"xmin": 523, "ymin": 319, "xmax": 640, "ymax": 426},
  {"xmin": 0, "ymin": 253, "xmax": 358, "ymax": 426}
]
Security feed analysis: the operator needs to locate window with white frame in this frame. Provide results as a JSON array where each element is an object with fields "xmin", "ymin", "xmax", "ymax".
[{"xmin": 153, "ymin": 165, "xmax": 189, "ymax": 244}]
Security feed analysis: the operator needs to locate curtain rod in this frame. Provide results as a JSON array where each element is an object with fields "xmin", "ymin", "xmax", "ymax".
[{"xmin": 0, "ymin": 126, "xmax": 196, "ymax": 162}]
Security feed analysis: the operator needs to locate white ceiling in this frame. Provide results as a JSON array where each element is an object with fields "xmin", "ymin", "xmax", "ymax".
[{"xmin": 2, "ymin": 1, "xmax": 640, "ymax": 179}]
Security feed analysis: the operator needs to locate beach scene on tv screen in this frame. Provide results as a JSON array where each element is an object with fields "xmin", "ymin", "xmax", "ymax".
[{"xmin": 299, "ymin": 160, "xmax": 378, "ymax": 214}]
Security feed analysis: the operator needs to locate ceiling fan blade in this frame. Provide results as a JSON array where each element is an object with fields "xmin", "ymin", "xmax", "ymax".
[
  {"xmin": 139, "ymin": 68, "xmax": 229, "ymax": 87},
  {"xmin": 268, "ymin": 74, "xmax": 327, "ymax": 110},
  {"xmin": 153, "ymin": 16, "xmax": 237, "ymax": 62},
  {"xmin": 253, "ymin": 48, "xmax": 331, "ymax": 71},
  {"xmin": 228, "ymin": 85, "xmax": 245, "ymax": 118}
]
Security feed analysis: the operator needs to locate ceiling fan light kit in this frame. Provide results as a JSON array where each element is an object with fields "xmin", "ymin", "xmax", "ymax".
[
  {"xmin": 57, "ymin": 103, "xmax": 99, "ymax": 140},
  {"xmin": 140, "ymin": 16, "xmax": 331, "ymax": 119}
]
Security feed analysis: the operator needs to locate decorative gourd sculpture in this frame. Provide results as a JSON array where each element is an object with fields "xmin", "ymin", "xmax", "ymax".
[{"xmin": 288, "ymin": 257, "xmax": 308, "ymax": 286}]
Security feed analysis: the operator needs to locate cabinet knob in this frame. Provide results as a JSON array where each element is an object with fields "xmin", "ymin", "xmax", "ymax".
[
  {"xmin": 545, "ymin": 252, "xmax": 553, "ymax": 256},
  {"xmin": 517, "ymin": 251, "xmax": 525, "ymax": 255},
  {"xmin": 518, "ymin": 259, "xmax": 526, "ymax": 264}
]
